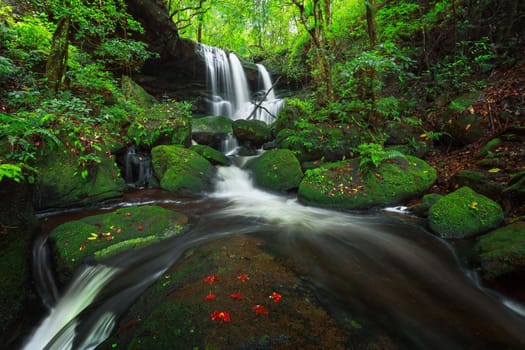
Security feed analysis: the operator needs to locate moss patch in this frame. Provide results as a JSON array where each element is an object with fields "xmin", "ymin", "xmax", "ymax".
[
  {"xmin": 298, "ymin": 156, "xmax": 436, "ymax": 210},
  {"xmin": 428, "ymin": 186, "xmax": 504, "ymax": 239},
  {"xmin": 50, "ymin": 205, "xmax": 188, "ymax": 283},
  {"xmin": 151, "ymin": 145, "xmax": 215, "ymax": 195},
  {"xmin": 246, "ymin": 149, "xmax": 303, "ymax": 192},
  {"xmin": 33, "ymin": 152, "xmax": 125, "ymax": 210},
  {"xmin": 99, "ymin": 236, "xmax": 393, "ymax": 350},
  {"xmin": 190, "ymin": 144, "xmax": 231, "ymax": 166},
  {"xmin": 474, "ymin": 221, "xmax": 525, "ymax": 279}
]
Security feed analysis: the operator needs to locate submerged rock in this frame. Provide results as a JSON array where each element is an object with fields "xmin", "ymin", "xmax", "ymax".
[
  {"xmin": 151, "ymin": 145, "xmax": 215, "ymax": 195},
  {"xmin": 428, "ymin": 186, "xmax": 504, "ymax": 239},
  {"xmin": 50, "ymin": 205, "xmax": 188, "ymax": 283},
  {"xmin": 298, "ymin": 155, "xmax": 436, "ymax": 210},
  {"xmin": 33, "ymin": 152, "xmax": 125, "ymax": 210},
  {"xmin": 475, "ymin": 221, "xmax": 525, "ymax": 279},
  {"xmin": 246, "ymin": 149, "xmax": 303, "ymax": 192}
]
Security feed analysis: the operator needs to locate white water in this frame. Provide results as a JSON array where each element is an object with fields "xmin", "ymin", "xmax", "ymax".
[
  {"xmin": 22, "ymin": 266, "xmax": 120, "ymax": 350},
  {"xmin": 198, "ymin": 44, "xmax": 283, "ymax": 123}
]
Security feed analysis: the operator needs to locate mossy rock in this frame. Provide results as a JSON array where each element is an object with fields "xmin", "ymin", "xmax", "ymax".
[
  {"xmin": 151, "ymin": 145, "xmax": 215, "ymax": 195},
  {"xmin": 246, "ymin": 149, "xmax": 304, "ymax": 192},
  {"xmin": 191, "ymin": 116, "xmax": 233, "ymax": 149},
  {"xmin": 127, "ymin": 103, "xmax": 192, "ymax": 148},
  {"xmin": 0, "ymin": 179, "xmax": 37, "ymax": 336},
  {"xmin": 190, "ymin": 144, "xmax": 231, "ymax": 166},
  {"xmin": 474, "ymin": 221, "xmax": 525, "ymax": 279},
  {"xmin": 232, "ymin": 119, "xmax": 271, "ymax": 148},
  {"xmin": 121, "ymin": 75, "xmax": 158, "ymax": 107},
  {"xmin": 192, "ymin": 115, "xmax": 233, "ymax": 134},
  {"xmin": 409, "ymin": 193, "xmax": 443, "ymax": 217},
  {"xmin": 450, "ymin": 170, "xmax": 505, "ymax": 199},
  {"xmin": 298, "ymin": 155, "xmax": 436, "ymax": 210},
  {"xmin": 476, "ymin": 138, "xmax": 503, "ymax": 159},
  {"xmin": 504, "ymin": 170, "xmax": 525, "ymax": 200},
  {"xmin": 33, "ymin": 152, "xmax": 125, "ymax": 210},
  {"xmin": 50, "ymin": 205, "xmax": 188, "ymax": 283},
  {"xmin": 428, "ymin": 187, "xmax": 504, "ymax": 239}
]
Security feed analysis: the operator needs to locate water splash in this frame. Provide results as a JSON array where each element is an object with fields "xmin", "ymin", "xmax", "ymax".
[{"xmin": 22, "ymin": 265, "xmax": 120, "ymax": 350}]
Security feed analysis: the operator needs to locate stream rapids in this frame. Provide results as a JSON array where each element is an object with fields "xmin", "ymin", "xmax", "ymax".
[{"xmin": 20, "ymin": 165, "xmax": 525, "ymax": 349}]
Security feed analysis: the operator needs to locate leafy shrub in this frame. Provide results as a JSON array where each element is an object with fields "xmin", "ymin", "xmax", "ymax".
[{"xmin": 356, "ymin": 142, "xmax": 406, "ymax": 174}]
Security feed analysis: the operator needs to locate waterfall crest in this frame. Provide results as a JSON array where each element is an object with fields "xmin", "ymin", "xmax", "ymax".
[{"xmin": 198, "ymin": 44, "xmax": 284, "ymax": 124}]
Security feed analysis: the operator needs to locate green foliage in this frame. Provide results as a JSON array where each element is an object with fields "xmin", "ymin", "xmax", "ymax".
[
  {"xmin": 4, "ymin": 14, "xmax": 53, "ymax": 69},
  {"xmin": 0, "ymin": 163, "xmax": 24, "ymax": 182},
  {"xmin": 356, "ymin": 142, "xmax": 406, "ymax": 174},
  {"xmin": 94, "ymin": 38, "xmax": 157, "ymax": 73},
  {"xmin": 127, "ymin": 101, "xmax": 192, "ymax": 147}
]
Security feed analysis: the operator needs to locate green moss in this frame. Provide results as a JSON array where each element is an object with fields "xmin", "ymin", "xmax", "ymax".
[
  {"xmin": 192, "ymin": 116, "xmax": 233, "ymax": 134},
  {"xmin": 428, "ymin": 186, "xmax": 504, "ymax": 239},
  {"xmin": 33, "ymin": 152, "xmax": 125, "ymax": 210},
  {"xmin": 151, "ymin": 145, "xmax": 215, "ymax": 194},
  {"xmin": 475, "ymin": 221, "xmax": 525, "ymax": 278},
  {"xmin": 190, "ymin": 144, "xmax": 231, "ymax": 166},
  {"xmin": 50, "ymin": 205, "xmax": 187, "ymax": 281},
  {"xmin": 247, "ymin": 149, "xmax": 303, "ymax": 192},
  {"xmin": 298, "ymin": 156, "xmax": 436, "ymax": 210},
  {"xmin": 232, "ymin": 119, "xmax": 271, "ymax": 147}
]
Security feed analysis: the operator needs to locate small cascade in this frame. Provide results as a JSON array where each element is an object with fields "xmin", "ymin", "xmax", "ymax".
[
  {"xmin": 198, "ymin": 44, "xmax": 284, "ymax": 124},
  {"xmin": 124, "ymin": 146, "xmax": 153, "ymax": 189}
]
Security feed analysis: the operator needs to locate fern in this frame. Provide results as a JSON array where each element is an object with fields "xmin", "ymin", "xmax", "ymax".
[{"xmin": 357, "ymin": 142, "xmax": 406, "ymax": 174}]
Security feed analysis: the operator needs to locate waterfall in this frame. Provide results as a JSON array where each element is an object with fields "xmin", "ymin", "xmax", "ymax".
[{"xmin": 198, "ymin": 44, "xmax": 283, "ymax": 124}]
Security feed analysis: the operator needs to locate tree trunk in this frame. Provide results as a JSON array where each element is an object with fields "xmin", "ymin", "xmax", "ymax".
[
  {"xmin": 45, "ymin": 17, "xmax": 70, "ymax": 93},
  {"xmin": 365, "ymin": 0, "xmax": 378, "ymax": 48}
]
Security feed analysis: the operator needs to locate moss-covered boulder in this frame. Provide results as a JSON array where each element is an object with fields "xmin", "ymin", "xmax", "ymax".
[
  {"xmin": 246, "ymin": 149, "xmax": 303, "ymax": 192},
  {"xmin": 409, "ymin": 193, "xmax": 443, "ymax": 217},
  {"xmin": 33, "ymin": 152, "xmax": 125, "ymax": 210},
  {"xmin": 428, "ymin": 187, "xmax": 504, "ymax": 239},
  {"xmin": 232, "ymin": 119, "xmax": 271, "ymax": 149},
  {"xmin": 0, "ymin": 179, "xmax": 38, "ymax": 336},
  {"xmin": 450, "ymin": 170, "xmax": 505, "ymax": 199},
  {"xmin": 298, "ymin": 156, "xmax": 436, "ymax": 210},
  {"xmin": 151, "ymin": 145, "xmax": 215, "ymax": 195},
  {"xmin": 127, "ymin": 102, "xmax": 192, "ymax": 148},
  {"xmin": 192, "ymin": 116, "xmax": 233, "ymax": 149},
  {"xmin": 190, "ymin": 144, "xmax": 230, "ymax": 166},
  {"xmin": 121, "ymin": 75, "xmax": 158, "ymax": 107},
  {"xmin": 474, "ymin": 221, "xmax": 525, "ymax": 279},
  {"xmin": 50, "ymin": 205, "xmax": 188, "ymax": 283}
]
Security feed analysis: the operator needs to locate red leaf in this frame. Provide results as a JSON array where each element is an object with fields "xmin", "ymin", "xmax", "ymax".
[
  {"xmin": 205, "ymin": 293, "xmax": 216, "ymax": 300},
  {"xmin": 252, "ymin": 304, "xmax": 269, "ymax": 316},
  {"xmin": 210, "ymin": 310, "xmax": 231, "ymax": 322},
  {"xmin": 269, "ymin": 292, "xmax": 282, "ymax": 303}
]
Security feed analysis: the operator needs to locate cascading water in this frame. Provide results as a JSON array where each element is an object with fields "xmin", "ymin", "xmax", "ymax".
[
  {"xmin": 20, "ymin": 162, "xmax": 525, "ymax": 349},
  {"xmin": 198, "ymin": 44, "xmax": 283, "ymax": 124}
]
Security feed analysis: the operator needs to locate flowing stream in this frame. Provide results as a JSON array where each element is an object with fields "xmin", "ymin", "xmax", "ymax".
[{"xmin": 21, "ymin": 164, "xmax": 525, "ymax": 349}]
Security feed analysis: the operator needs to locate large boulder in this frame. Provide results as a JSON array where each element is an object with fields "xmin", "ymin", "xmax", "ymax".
[
  {"xmin": 151, "ymin": 145, "xmax": 215, "ymax": 195},
  {"xmin": 127, "ymin": 102, "xmax": 192, "ymax": 148},
  {"xmin": 232, "ymin": 119, "xmax": 271, "ymax": 149},
  {"xmin": 298, "ymin": 155, "xmax": 436, "ymax": 210},
  {"xmin": 0, "ymin": 179, "xmax": 38, "ymax": 336},
  {"xmin": 191, "ymin": 116, "xmax": 233, "ymax": 149},
  {"xmin": 190, "ymin": 144, "xmax": 231, "ymax": 166},
  {"xmin": 246, "ymin": 149, "xmax": 303, "ymax": 192},
  {"xmin": 474, "ymin": 221, "xmax": 525, "ymax": 279},
  {"xmin": 33, "ymin": 152, "xmax": 125, "ymax": 210},
  {"xmin": 50, "ymin": 205, "xmax": 188, "ymax": 283},
  {"xmin": 428, "ymin": 187, "xmax": 504, "ymax": 239}
]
